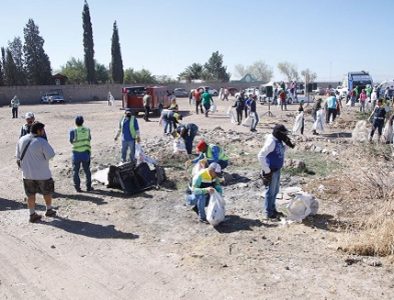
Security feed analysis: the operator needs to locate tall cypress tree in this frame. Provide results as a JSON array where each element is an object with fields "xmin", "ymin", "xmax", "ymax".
[
  {"xmin": 111, "ymin": 21, "xmax": 124, "ymax": 83},
  {"xmin": 23, "ymin": 19, "xmax": 52, "ymax": 85},
  {"xmin": 4, "ymin": 49, "xmax": 18, "ymax": 86},
  {"xmin": 0, "ymin": 48, "xmax": 5, "ymax": 86},
  {"xmin": 0, "ymin": 60, "xmax": 4, "ymax": 86},
  {"xmin": 82, "ymin": 0, "xmax": 96, "ymax": 84},
  {"xmin": 8, "ymin": 37, "xmax": 27, "ymax": 85}
]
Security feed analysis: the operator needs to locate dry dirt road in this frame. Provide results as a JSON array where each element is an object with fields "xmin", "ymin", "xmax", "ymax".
[{"xmin": 0, "ymin": 97, "xmax": 393, "ymax": 300}]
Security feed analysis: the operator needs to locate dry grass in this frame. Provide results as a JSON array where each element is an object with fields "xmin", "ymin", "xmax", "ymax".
[{"xmin": 341, "ymin": 168, "xmax": 394, "ymax": 257}]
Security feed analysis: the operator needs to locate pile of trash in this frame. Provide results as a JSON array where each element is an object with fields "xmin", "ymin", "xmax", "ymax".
[
  {"xmin": 275, "ymin": 186, "xmax": 319, "ymax": 222},
  {"xmin": 92, "ymin": 145, "xmax": 166, "ymax": 195},
  {"xmin": 352, "ymin": 121, "xmax": 369, "ymax": 143}
]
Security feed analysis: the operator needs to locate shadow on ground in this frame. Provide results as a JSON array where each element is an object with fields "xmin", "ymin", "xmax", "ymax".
[
  {"xmin": 303, "ymin": 213, "xmax": 350, "ymax": 232},
  {"xmin": 0, "ymin": 197, "xmax": 46, "ymax": 211},
  {"xmin": 215, "ymin": 215, "xmax": 277, "ymax": 233},
  {"xmin": 45, "ymin": 216, "xmax": 139, "ymax": 239},
  {"xmin": 321, "ymin": 132, "xmax": 352, "ymax": 138}
]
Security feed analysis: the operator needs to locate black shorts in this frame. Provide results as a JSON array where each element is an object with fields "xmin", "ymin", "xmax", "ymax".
[{"xmin": 23, "ymin": 178, "xmax": 54, "ymax": 197}]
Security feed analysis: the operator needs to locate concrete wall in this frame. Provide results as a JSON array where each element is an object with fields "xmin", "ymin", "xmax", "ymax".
[{"xmin": 0, "ymin": 81, "xmax": 340, "ymax": 106}]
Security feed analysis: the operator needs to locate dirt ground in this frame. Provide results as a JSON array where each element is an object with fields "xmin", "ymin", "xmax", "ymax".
[{"xmin": 1, "ymin": 96, "xmax": 393, "ymax": 300}]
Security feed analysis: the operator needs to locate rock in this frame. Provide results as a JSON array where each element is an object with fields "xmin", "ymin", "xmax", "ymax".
[
  {"xmin": 314, "ymin": 146, "xmax": 322, "ymax": 153},
  {"xmin": 332, "ymin": 151, "xmax": 338, "ymax": 157},
  {"xmin": 322, "ymin": 148, "xmax": 328, "ymax": 154},
  {"xmin": 50, "ymin": 245, "xmax": 56, "ymax": 249},
  {"xmin": 344, "ymin": 257, "xmax": 361, "ymax": 266},
  {"xmin": 362, "ymin": 258, "xmax": 382, "ymax": 267}
]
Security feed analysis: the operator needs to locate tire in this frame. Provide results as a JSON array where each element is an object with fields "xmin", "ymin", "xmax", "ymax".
[{"xmin": 155, "ymin": 104, "xmax": 163, "ymax": 117}]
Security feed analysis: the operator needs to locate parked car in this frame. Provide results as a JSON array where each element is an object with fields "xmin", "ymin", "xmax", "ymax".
[
  {"xmin": 198, "ymin": 86, "xmax": 218, "ymax": 96},
  {"xmin": 41, "ymin": 89, "xmax": 65, "ymax": 104},
  {"xmin": 226, "ymin": 87, "xmax": 238, "ymax": 96},
  {"xmin": 173, "ymin": 88, "xmax": 188, "ymax": 98}
]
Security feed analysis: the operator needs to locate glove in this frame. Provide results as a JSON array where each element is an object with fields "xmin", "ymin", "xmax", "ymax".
[{"xmin": 260, "ymin": 171, "xmax": 272, "ymax": 186}]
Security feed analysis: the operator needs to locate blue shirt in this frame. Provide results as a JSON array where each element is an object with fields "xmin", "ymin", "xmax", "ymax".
[
  {"xmin": 69, "ymin": 129, "xmax": 91, "ymax": 161},
  {"xmin": 326, "ymin": 96, "xmax": 337, "ymax": 109},
  {"xmin": 121, "ymin": 117, "xmax": 139, "ymax": 142}
]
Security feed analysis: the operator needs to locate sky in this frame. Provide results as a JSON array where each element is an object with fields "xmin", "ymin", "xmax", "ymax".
[{"xmin": 1, "ymin": 0, "xmax": 394, "ymax": 82}]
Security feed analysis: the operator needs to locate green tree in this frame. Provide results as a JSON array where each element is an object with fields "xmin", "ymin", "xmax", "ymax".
[
  {"xmin": 0, "ymin": 59, "xmax": 3, "ymax": 86},
  {"xmin": 110, "ymin": 21, "xmax": 124, "ymax": 83},
  {"xmin": 23, "ymin": 19, "xmax": 52, "ymax": 85},
  {"xmin": 8, "ymin": 37, "xmax": 27, "ymax": 85},
  {"xmin": 156, "ymin": 75, "xmax": 177, "ymax": 84},
  {"xmin": 60, "ymin": 57, "xmax": 86, "ymax": 84},
  {"xmin": 82, "ymin": 0, "xmax": 96, "ymax": 83},
  {"xmin": 124, "ymin": 68, "xmax": 157, "ymax": 84},
  {"xmin": 95, "ymin": 62, "xmax": 109, "ymax": 83},
  {"xmin": 178, "ymin": 63, "xmax": 203, "ymax": 82},
  {"xmin": 4, "ymin": 48, "xmax": 18, "ymax": 85},
  {"xmin": 204, "ymin": 51, "xmax": 230, "ymax": 82},
  {"xmin": 277, "ymin": 62, "xmax": 299, "ymax": 82}
]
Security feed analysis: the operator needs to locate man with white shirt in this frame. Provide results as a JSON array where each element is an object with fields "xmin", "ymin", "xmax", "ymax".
[
  {"xmin": 16, "ymin": 122, "xmax": 56, "ymax": 223},
  {"xmin": 258, "ymin": 124, "xmax": 295, "ymax": 220}
]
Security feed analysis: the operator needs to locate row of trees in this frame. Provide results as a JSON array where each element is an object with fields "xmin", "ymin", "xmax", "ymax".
[
  {"xmin": 178, "ymin": 51, "xmax": 230, "ymax": 83},
  {"xmin": 235, "ymin": 61, "xmax": 317, "ymax": 84},
  {"xmin": 0, "ymin": 0, "xmax": 317, "ymax": 86},
  {"xmin": 0, "ymin": 19, "xmax": 52, "ymax": 86}
]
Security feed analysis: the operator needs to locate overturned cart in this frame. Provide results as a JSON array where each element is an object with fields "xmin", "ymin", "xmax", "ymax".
[{"xmin": 93, "ymin": 162, "xmax": 166, "ymax": 194}]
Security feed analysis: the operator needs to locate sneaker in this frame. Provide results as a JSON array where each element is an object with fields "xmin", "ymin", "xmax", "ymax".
[
  {"xmin": 86, "ymin": 187, "xmax": 94, "ymax": 192},
  {"xmin": 75, "ymin": 187, "xmax": 82, "ymax": 192},
  {"xmin": 45, "ymin": 209, "xmax": 57, "ymax": 217},
  {"xmin": 29, "ymin": 213, "xmax": 42, "ymax": 223},
  {"xmin": 192, "ymin": 205, "xmax": 199, "ymax": 215},
  {"xmin": 199, "ymin": 217, "xmax": 209, "ymax": 224}
]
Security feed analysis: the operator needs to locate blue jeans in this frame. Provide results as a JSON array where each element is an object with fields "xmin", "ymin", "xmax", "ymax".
[
  {"xmin": 121, "ymin": 140, "xmax": 136, "ymax": 162},
  {"xmin": 264, "ymin": 169, "xmax": 281, "ymax": 217},
  {"xmin": 184, "ymin": 125, "xmax": 198, "ymax": 154},
  {"xmin": 251, "ymin": 112, "xmax": 259, "ymax": 130},
  {"xmin": 73, "ymin": 159, "xmax": 91, "ymax": 189},
  {"xmin": 186, "ymin": 193, "xmax": 209, "ymax": 220}
]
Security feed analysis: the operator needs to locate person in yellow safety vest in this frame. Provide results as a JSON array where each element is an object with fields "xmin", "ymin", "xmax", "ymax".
[
  {"xmin": 69, "ymin": 115, "xmax": 92, "ymax": 192},
  {"xmin": 114, "ymin": 108, "xmax": 141, "ymax": 163},
  {"xmin": 190, "ymin": 140, "xmax": 229, "ymax": 170}
]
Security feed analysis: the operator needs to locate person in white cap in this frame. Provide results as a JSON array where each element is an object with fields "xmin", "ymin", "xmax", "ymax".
[
  {"xmin": 20, "ymin": 112, "xmax": 35, "ymax": 138},
  {"xmin": 20, "ymin": 112, "xmax": 48, "ymax": 140},
  {"xmin": 185, "ymin": 162, "xmax": 223, "ymax": 223}
]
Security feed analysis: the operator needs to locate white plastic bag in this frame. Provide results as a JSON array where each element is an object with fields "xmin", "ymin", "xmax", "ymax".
[
  {"xmin": 135, "ymin": 144, "xmax": 157, "ymax": 165},
  {"xmin": 292, "ymin": 112, "xmax": 304, "ymax": 134},
  {"xmin": 227, "ymin": 106, "xmax": 237, "ymax": 124},
  {"xmin": 206, "ymin": 191, "xmax": 226, "ymax": 226},
  {"xmin": 382, "ymin": 121, "xmax": 393, "ymax": 143},
  {"xmin": 280, "ymin": 192, "xmax": 319, "ymax": 222},
  {"xmin": 173, "ymin": 138, "xmax": 187, "ymax": 154},
  {"xmin": 210, "ymin": 103, "xmax": 217, "ymax": 112},
  {"xmin": 312, "ymin": 109, "xmax": 324, "ymax": 132},
  {"xmin": 242, "ymin": 116, "xmax": 253, "ymax": 127},
  {"xmin": 192, "ymin": 161, "xmax": 206, "ymax": 177}
]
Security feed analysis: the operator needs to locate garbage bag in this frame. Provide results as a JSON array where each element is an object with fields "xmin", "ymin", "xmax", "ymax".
[
  {"xmin": 242, "ymin": 116, "xmax": 253, "ymax": 127},
  {"xmin": 292, "ymin": 112, "xmax": 304, "ymax": 134},
  {"xmin": 210, "ymin": 103, "xmax": 217, "ymax": 112},
  {"xmin": 206, "ymin": 191, "xmax": 225, "ymax": 226},
  {"xmin": 284, "ymin": 192, "xmax": 319, "ymax": 221},
  {"xmin": 192, "ymin": 160, "xmax": 207, "ymax": 177},
  {"xmin": 173, "ymin": 138, "xmax": 187, "ymax": 154},
  {"xmin": 382, "ymin": 121, "xmax": 393, "ymax": 144},
  {"xmin": 312, "ymin": 109, "xmax": 324, "ymax": 132},
  {"xmin": 227, "ymin": 106, "xmax": 237, "ymax": 124},
  {"xmin": 352, "ymin": 120, "xmax": 369, "ymax": 143},
  {"xmin": 135, "ymin": 144, "xmax": 157, "ymax": 165}
]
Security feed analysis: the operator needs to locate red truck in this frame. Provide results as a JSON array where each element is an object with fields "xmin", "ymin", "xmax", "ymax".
[{"xmin": 122, "ymin": 86, "xmax": 171, "ymax": 116}]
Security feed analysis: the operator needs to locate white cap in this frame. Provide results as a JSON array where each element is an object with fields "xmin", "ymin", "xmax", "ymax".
[
  {"xmin": 208, "ymin": 162, "xmax": 222, "ymax": 174},
  {"xmin": 25, "ymin": 112, "xmax": 34, "ymax": 119}
]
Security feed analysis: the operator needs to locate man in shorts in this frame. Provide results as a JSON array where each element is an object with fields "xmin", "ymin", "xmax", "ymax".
[{"xmin": 16, "ymin": 121, "xmax": 56, "ymax": 222}]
